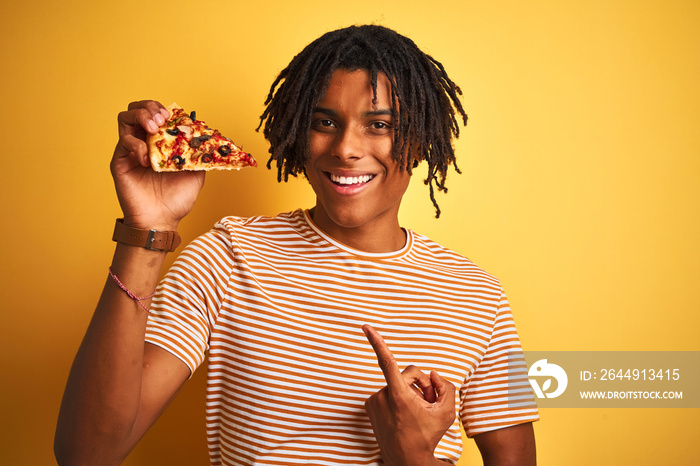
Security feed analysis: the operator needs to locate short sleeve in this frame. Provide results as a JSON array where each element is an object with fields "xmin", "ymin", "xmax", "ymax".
[
  {"xmin": 459, "ymin": 288, "xmax": 539, "ymax": 437},
  {"xmin": 145, "ymin": 224, "xmax": 234, "ymax": 375}
]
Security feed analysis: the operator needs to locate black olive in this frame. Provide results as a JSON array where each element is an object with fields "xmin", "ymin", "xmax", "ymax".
[
  {"xmin": 173, "ymin": 155, "xmax": 185, "ymax": 166},
  {"xmin": 166, "ymin": 128, "xmax": 179, "ymax": 136},
  {"xmin": 201, "ymin": 153, "xmax": 213, "ymax": 163},
  {"xmin": 218, "ymin": 145, "xmax": 231, "ymax": 156},
  {"xmin": 190, "ymin": 111, "xmax": 196, "ymax": 121},
  {"xmin": 190, "ymin": 137, "xmax": 203, "ymax": 149}
]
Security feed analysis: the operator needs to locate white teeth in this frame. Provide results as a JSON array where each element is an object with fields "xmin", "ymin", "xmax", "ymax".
[{"xmin": 330, "ymin": 174, "xmax": 373, "ymax": 185}]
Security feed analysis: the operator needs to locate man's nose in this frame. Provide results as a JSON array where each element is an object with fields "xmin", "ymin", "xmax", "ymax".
[{"xmin": 332, "ymin": 127, "xmax": 364, "ymax": 161}]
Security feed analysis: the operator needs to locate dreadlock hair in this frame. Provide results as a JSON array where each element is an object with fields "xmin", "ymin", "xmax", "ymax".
[{"xmin": 257, "ymin": 24, "xmax": 468, "ymax": 218}]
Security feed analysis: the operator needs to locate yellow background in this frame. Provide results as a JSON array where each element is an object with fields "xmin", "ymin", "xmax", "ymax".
[{"xmin": 1, "ymin": 0, "xmax": 699, "ymax": 464}]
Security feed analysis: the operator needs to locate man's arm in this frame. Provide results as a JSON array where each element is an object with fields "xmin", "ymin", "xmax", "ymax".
[
  {"xmin": 54, "ymin": 245, "xmax": 191, "ymax": 465},
  {"xmin": 473, "ymin": 423, "xmax": 536, "ymax": 466},
  {"xmin": 54, "ymin": 101, "xmax": 204, "ymax": 465}
]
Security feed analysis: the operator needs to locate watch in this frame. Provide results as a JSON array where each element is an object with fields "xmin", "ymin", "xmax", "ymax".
[{"xmin": 112, "ymin": 219, "xmax": 181, "ymax": 252}]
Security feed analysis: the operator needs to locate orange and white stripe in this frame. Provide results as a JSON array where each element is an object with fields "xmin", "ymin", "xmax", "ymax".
[{"xmin": 146, "ymin": 209, "xmax": 538, "ymax": 465}]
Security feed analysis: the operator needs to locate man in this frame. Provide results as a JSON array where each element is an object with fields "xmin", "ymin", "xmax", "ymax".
[{"xmin": 55, "ymin": 25, "xmax": 537, "ymax": 465}]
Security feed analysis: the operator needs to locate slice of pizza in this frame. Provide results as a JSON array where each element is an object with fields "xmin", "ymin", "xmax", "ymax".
[{"xmin": 148, "ymin": 103, "xmax": 257, "ymax": 172}]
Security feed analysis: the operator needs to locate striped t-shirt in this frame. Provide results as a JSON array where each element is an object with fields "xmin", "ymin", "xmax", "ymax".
[{"xmin": 146, "ymin": 209, "xmax": 538, "ymax": 465}]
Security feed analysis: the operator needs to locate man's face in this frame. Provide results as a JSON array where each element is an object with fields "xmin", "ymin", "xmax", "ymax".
[{"xmin": 306, "ymin": 68, "xmax": 411, "ymax": 246}]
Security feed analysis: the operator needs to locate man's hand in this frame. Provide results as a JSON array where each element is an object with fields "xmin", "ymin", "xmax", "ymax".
[
  {"xmin": 112, "ymin": 100, "xmax": 205, "ymax": 231},
  {"xmin": 362, "ymin": 324, "xmax": 456, "ymax": 466}
]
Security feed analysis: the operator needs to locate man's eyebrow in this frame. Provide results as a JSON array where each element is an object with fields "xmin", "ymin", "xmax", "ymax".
[
  {"xmin": 312, "ymin": 107, "xmax": 393, "ymax": 118},
  {"xmin": 312, "ymin": 107, "xmax": 337, "ymax": 116},
  {"xmin": 363, "ymin": 109, "xmax": 393, "ymax": 118}
]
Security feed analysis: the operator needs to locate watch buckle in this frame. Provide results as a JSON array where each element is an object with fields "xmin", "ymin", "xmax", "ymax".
[{"xmin": 145, "ymin": 229, "xmax": 159, "ymax": 251}]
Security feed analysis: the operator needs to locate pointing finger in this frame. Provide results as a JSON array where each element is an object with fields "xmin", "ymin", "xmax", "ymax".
[{"xmin": 362, "ymin": 324, "xmax": 404, "ymax": 388}]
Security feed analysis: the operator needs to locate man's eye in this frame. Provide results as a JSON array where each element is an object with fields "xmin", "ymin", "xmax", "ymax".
[
  {"xmin": 370, "ymin": 121, "xmax": 392, "ymax": 131},
  {"xmin": 312, "ymin": 119, "xmax": 337, "ymax": 132}
]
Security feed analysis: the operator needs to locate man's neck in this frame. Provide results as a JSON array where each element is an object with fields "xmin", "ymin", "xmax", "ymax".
[{"xmin": 308, "ymin": 207, "xmax": 407, "ymax": 254}]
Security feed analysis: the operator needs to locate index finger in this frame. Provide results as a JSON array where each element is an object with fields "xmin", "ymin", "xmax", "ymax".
[
  {"xmin": 362, "ymin": 324, "xmax": 404, "ymax": 388},
  {"xmin": 118, "ymin": 101, "xmax": 170, "ymax": 136}
]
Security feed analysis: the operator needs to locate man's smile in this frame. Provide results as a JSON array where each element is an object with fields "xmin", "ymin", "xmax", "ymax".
[{"xmin": 327, "ymin": 172, "xmax": 376, "ymax": 186}]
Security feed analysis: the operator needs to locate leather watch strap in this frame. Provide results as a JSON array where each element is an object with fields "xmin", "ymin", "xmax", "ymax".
[{"xmin": 112, "ymin": 219, "xmax": 181, "ymax": 252}]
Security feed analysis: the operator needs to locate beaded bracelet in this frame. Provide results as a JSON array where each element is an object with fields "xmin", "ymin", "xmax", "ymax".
[{"xmin": 108, "ymin": 267, "xmax": 156, "ymax": 313}]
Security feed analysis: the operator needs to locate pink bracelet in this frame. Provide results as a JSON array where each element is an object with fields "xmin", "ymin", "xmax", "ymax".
[{"xmin": 108, "ymin": 267, "xmax": 156, "ymax": 313}]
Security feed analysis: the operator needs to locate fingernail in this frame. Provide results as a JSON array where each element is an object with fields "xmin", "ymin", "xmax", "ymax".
[
  {"xmin": 146, "ymin": 120, "xmax": 158, "ymax": 133},
  {"xmin": 160, "ymin": 108, "xmax": 170, "ymax": 120},
  {"xmin": 154, "ymin": 113, "xmax": 165, "ymax": 126}
]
